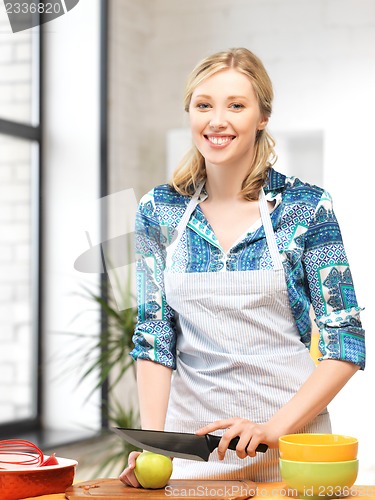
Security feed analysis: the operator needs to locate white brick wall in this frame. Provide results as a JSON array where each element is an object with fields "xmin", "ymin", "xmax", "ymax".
[
  {"xmin": 0, "ymin": 12, "xmax": 33, "ymax": 121},
  {"xmin": 0, "ymin": 6, "xmax": 34, "ymax": 423}
]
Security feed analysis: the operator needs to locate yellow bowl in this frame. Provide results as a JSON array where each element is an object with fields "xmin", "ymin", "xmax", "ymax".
[
  {"xmin": 280, "ymin": 458, "xmax": 359, "ymax": 500},
  {"xmin": 279, "ymin": 433, "xmax": 358, "ymax": 462}
]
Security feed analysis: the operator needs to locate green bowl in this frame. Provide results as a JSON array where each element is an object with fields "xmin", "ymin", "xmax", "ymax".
[{"xmin": 279, "ymin": 458, "xmax": 359, "ymax": 500}]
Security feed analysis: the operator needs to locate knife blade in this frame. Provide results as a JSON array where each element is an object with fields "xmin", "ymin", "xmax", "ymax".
[{"xmin": 113, "ymin": 427, "xmax": 268, "ymax": 462}]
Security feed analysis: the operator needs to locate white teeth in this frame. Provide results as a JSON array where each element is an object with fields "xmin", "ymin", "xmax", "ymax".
[{"xmin": 208, "ymin": 136, "xmax": 232, "ymax": 145}]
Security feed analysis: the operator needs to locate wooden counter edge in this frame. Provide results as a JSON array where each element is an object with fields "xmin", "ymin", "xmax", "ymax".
[{"xmin": 22, "ymin": 480, "xmax": 375, "ymax": 500}]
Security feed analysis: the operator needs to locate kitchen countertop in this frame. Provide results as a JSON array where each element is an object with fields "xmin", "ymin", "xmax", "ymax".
[{"xmin": 22, "ymin": 480, "xmax": 375, "ymax": 500}]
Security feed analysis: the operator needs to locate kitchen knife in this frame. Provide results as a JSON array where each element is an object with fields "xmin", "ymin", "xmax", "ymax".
[{"xmin": 113, "ymin": 427, "xmax": 268, "ymax": 462}]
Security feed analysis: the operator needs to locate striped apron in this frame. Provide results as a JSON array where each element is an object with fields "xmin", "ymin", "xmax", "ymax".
[{"xmin": 163, "ymin": 184, "xmax": 331, "ymax": 482}]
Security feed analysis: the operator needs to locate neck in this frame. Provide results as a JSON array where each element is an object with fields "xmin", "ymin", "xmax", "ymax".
[{"xmin": 204, "ymin": 163, "xmax": 250, "ymax": 202}]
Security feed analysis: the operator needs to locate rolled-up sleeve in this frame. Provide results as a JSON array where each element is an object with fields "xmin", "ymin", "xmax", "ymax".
[
  {"xmin": 315, "ymin": 306, "xmax": 365, "ymax": 369},
  {"xmin": 303, "ymin": 190, "xmax": 365, "ymax": 370},
  {"xmin": 129, "ymin": 191, "xmax": 178, "ymax": 369}
]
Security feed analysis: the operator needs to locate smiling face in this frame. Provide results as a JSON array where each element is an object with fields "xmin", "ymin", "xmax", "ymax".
[{"xmin": 189, "ymin": 68, "xmax": 268, "ymax": 173}]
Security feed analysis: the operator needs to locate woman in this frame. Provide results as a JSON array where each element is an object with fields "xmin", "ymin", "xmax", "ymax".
[{"xmin": 120, "ymin": 48, "xmax": 365, "ymax": 485}]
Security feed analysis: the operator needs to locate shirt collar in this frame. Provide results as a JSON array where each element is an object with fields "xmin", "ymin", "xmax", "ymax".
[{"xmin": 264, "ymin": 168, "xmax": 287, "ymax": 193}]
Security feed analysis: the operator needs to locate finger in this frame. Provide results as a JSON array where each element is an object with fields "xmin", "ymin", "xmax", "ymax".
[
  {"xmin": 195, "ymin": 419, "xmax": 234, "ymax": 435},
  {"xmin": 236, "ymin": 435, "xmax": 252, "ymax": 459},
  {"xmin": 119, "ymin": 468, "xmax": 141, "ymax": 488},
  {"xmin": 245, "ymin": 438, "xmax": 260, "ymax": 458},
  {"xmin": 217, "ymin": 442, "xmax": 228, "ymax": 460},
  {"xmin": 216, "ymin": 431, "xmax": 236, "ymax": 461},
  {"xmin": 127, "ymin": 451, "xmax": 138, "ymax": 468},
  {"xmin": 119, "ymin": 468, "xmax": 132, "ymax": 485},
  {"xmin": 128, "ymin": 473, "xmax": 141, "ymax": 488}
]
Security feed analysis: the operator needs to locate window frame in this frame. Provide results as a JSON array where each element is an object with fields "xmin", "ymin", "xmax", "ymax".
[{"xmin": 0, "ymin": 21, "xmax": 43, "ymax": 436}]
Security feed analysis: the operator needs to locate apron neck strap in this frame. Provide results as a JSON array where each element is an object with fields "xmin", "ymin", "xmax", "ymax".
[{"xmin": 258, "ymin": 189, "xmax": 283, "ymax": 270}]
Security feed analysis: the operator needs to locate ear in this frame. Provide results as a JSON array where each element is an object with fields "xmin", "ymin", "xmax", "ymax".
[{"xmin": 258, "ymin": 115, "xmax": 269, "ymax": 131}]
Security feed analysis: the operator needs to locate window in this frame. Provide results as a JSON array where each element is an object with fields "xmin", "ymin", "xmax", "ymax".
[{"xmin": 0, "ymin": 6, "xmax": 41, "ymax": 432}]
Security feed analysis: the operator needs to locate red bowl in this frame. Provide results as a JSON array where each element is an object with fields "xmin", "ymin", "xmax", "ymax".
[{"xmin": 0, "ymin": 456, "xmax": 77, "ymax": 500}]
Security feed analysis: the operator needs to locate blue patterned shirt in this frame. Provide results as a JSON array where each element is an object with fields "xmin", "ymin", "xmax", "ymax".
[{"xmin": 130, "ymin": 169, "xmax": 365, "ymax": 370}]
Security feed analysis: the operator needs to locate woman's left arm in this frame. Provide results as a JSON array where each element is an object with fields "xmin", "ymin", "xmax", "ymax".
[
  {"xmin": 265, "ymin": 358, "xmax": 359, "ymax": 441},
  {"xmin": 271, "ymin": 187, "xmax": 363, "ymax": 434}
]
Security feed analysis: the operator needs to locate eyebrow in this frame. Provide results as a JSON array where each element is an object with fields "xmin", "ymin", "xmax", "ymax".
[
  {"xmin": 226, "ymin": 95, "xmax": 249, "ymax": 101},
  {"xmin": 192, "ymin": 94, "xmax": 249, "ymax": 101}
]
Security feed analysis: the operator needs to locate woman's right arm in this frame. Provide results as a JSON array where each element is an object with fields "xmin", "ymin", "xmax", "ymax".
[
  {"xmin": 137, "ymin": 358, "xmax": 172, "ymax": 430},
  {"xmin": 119, "ymin": 360, "xmax": 172, "ymax": 488}
]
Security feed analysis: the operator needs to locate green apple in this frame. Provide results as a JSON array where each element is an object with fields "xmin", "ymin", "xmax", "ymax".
[{"xmin": 134, "ymin": 451, "xmax": 173, "ymax": 489}]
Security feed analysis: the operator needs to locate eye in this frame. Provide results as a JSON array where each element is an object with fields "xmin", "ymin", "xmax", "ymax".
[
  {"xmin": 229, "ymin": 103, "xmax": 245, "ymax": 110},
  {"xmin": 196, "ymin": 103, "xmax": 211, "ymax": 110}
]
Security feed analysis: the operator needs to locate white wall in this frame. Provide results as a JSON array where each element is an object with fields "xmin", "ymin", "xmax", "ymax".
[
  {"xmin": 42, "ymin": 0, "xmax": 101, "ymax": 433},
  {"xmin": 109, "ymin": 0, "xmax": 375, "ymax": 482}
]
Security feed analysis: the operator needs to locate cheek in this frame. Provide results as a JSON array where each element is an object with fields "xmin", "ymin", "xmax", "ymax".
[
  {"xmin": 236, "ymin": 122, "xmax": 259, "ymax": 141},
  {"xmin": 189, "ymin": 121, "xmax": 206, "ymax": 150},
  {"xmin": 191, "ymin": 129, "xmax": 205, "ymax": 151},
  {"xmin": 189, "ymin": 112, "xmax": 207, "ymax": 132}
]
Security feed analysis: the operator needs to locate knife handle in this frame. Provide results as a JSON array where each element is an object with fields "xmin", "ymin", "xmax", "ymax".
[{"xmin": 206, "ymin": 433, "xmax": 268, "ymax": 454}]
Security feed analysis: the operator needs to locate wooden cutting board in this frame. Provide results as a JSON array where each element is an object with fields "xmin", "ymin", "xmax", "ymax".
[{"xmin": 65, "ymin": 478, "xmax": 258, "ymax": 499}]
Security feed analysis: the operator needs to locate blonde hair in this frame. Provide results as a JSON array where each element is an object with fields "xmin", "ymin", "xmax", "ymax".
[{"xmin": 171, "ymin": 48, "xmax": 277, "ymax": 201}]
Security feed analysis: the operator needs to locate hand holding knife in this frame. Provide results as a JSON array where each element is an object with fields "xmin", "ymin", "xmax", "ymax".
[{"xmin": 113, "ymin": 427, "xmax": 268, "ymax": 462}]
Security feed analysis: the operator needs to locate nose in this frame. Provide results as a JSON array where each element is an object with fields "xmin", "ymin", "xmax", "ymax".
[{"xmin": 209, "ymin": 110, "xmax": 227, "ymax": 130}]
